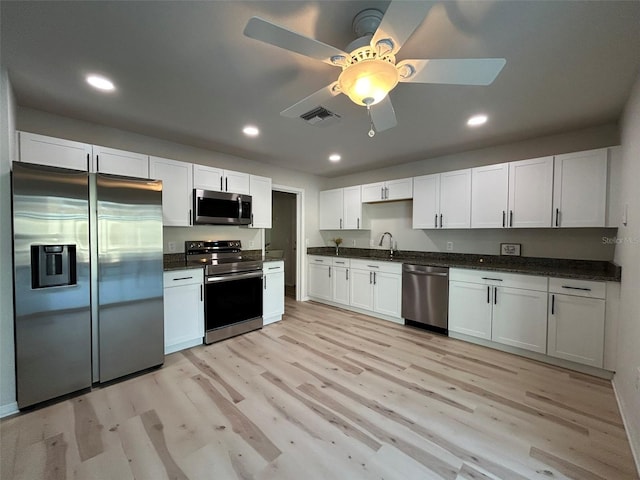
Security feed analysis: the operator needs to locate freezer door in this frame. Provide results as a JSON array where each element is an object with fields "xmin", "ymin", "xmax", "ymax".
[
  {"xmin": 97, "ymin": 174, "xmax": 164, "ymax": 382},
  {"xmin": 12, "ymin": 162, "xmax": 91, "ymax": 408}
]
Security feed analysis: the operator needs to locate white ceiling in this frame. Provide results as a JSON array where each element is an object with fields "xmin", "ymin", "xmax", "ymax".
[{"xmin": 2, "ymin": 1, "xmax": 639, "ymax": 177}]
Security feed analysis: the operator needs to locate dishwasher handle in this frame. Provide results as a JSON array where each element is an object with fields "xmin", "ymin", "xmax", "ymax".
[{"xmin": 404, "ymin": 271, "xmax": 449, "ymax": 277}]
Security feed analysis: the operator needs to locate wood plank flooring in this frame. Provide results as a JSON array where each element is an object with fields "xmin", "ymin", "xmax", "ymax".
[{"xmin": 2, "ymin": 298, "xmax": 638, "ymax": 479}]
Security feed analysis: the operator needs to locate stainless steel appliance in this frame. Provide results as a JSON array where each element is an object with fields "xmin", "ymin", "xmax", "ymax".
[
  {"xmin": 193, "ymin": 189, "xmax": 252, "ymax": 225},
  {"xmin": 402, "ymin": 264, "xmax": 449, "ymax": 334},
  {"xmin": 12, "ymin": 162, "xmax": 164, "ymax": 409},
  {"xmin": 185, "ymin": 240, "xmax": 263, "ymax": 343}
]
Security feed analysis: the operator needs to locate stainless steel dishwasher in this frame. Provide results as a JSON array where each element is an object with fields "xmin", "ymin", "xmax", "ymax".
[{"xmin": 402, "ymin": 264, "xmax": 449, "ymax": 334}]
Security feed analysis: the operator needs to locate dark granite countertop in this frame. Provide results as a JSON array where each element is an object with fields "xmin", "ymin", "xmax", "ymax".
[{"xmin": 307, "ymin": 247, "xmax": 621, "ymax": 282}]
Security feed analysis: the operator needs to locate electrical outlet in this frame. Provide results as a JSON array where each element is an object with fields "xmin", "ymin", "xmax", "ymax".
[
  {"xmin": 168, "ymin": 241, "xmax": 176, "ymax": 253},
  {"xmin": 446, "ymin": 241, "xmax": 453, "ymax": 251}
]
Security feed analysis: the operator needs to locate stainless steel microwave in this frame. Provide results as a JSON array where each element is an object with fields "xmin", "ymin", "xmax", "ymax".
[{"xmin": 193, "ymin": 189, "xmax": 252, "ymax": 225}]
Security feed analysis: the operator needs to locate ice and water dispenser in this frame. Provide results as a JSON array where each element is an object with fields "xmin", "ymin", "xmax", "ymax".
[{"xmin": 30, "ymin": 244, "xmax": 77, "ymax": 288}]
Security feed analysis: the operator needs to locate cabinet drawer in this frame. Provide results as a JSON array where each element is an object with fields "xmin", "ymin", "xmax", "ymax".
[
  {"xmin": 549, "ymin": 277, "xmax": 605, "ymax": 299},
  {"xmin": 308, "ymin": 255, "xmax": 331, "ymax": 264},
  {"xmin": 164, "ymin": 269, "xmax": 203, "ymax": 287},
  {"xmin": 350, "ymin": 258, "xmax": 402, "ymax": 274},
  {"xmin": 332, "ymin": 258, "xmax": 350, "ymax": 267},
  {"xmin": 450, "ymin": 268, "xmax": 547, "ymax": 291},
  {"xmin": 264, "ymin": 261, "xmax": 284, "ymax": 274}
]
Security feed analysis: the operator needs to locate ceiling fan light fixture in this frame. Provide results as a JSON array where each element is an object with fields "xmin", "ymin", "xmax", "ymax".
[{"xmin": 338, "ymin": 59, "xmax": 399, "ymax": 106}]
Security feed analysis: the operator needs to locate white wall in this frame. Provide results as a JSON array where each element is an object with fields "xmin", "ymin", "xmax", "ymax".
[
  {"xmin": 0, "ymin": 67, "xmax": 17, "ymax": 415},
  {"xmin": 613, "ymin": 73, "xmax": 640, "ymax": 470}
]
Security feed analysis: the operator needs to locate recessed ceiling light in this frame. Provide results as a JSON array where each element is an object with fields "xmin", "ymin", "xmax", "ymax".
[
  {"xmin": 467, "ymin": 114, "xmax": 488, "ymax": 127},
  {"xmin": 329, "ymin": 153, "xmax": 341, "ymax": 162},
  {"xmin": 86, "ymin": 74, "xmax": 115, "ymax": 91},
  {"xmin": 242, "ymin": 125, "xmax": 259, "ymax": 137}
]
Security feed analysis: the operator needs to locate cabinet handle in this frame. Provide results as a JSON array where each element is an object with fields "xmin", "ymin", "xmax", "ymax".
[
  {"xmin": 86, "ymin": 153, "xmax": 90, "ymax": 171},
  {"xmin": 509, "ymin": 210, "xmax": 513, "ymax": 227},
  {"xmin": 328, "ymin": 267, "xmax": 331, "ymax": 278},
  {"xmin": 369, "ymin": 271, "xmax": 373, "ymax": 284},
  {"xmin": 314, "ymin": 259, "xmax": 324, "ymax": 263},
  {"xmin": 373, "ymin": 272, "xmax": 377, "ymax": 285},
  {"xmin": 481, "ymin": 277, "xmax": 503, "ymax": 281},
  {"xmin": 264, "ymin": 277, "xmax": 267, "ymax": 290},
  {"xmin": 220, "ymin": 177, "xmax": 223, "ymax": 191},
  {"xmin": 561, "ymin": 285, "xmax": 592, "ymax": 291},
  {"xmin": 96, "ymin": 154, "xmax": 100, "ymax": 172},
  {"xmin": 502, "ymin": 211, "xmax": 506, "ymax": 228},
  {"xmin": 173, "ymin": 276, "xmax": 193, "ymax": 281},
  {"xmin": 225, "ymin": 177, "xmax": 228, "ymax": 191},
  {"xmin": 200, "ymin": 284, "xmax": 203, "ymax": 302},
  {"xmin": 366, "ymin": 265, "xmax": 379, "ymax": 269},
  {"xmin": 251, "ymin": 213, "xmax": 254, "ymax": 227},
  {"xmin": 487, "ymin": 286, "xmax": 490, "ymax": 303},
  {"xmin": 268, "ymin": 266, "xmax": 280, "ymax": 270},
  {"xmin": 381, "ymin": 186, "xmax": 384, "ymax": 199},
  {"xmin": 551, "ymin": 294, "xmax": 555, "ymax": 314},
  {"xmin": 434, "ymin": 214, "xmax": 438, "ymax": 229},
  {"xmin": 357, "ymin": 218, "xmax": 360, "ymax": 229},
  {"xmin": 340, "ymin": 218, "xmax": 343, "ymax": 229},
  {"xmin": 189, "ymin": 209, "xmax": 192, "ymax": 226},
  {"xmin": 385, "ymin": 187, "xmax": 389, "ymax": 199},
  {"xmin": 335, "ymin": 261, "xmax": 345, "ymax": 265},
  {"xmin": 439, "ymin": 214, "xmax": 443, "ymax": 228},
  {"xmin": 494, "ymin": 287, "xmax": 497, "ymax": 305},
  {"xmin": 346, "ymin": 269, "xmax": 349, "ymax": 281},
  {"xmin": 555, "ymin": 208, "xmax": 560, "ymax": 227}
]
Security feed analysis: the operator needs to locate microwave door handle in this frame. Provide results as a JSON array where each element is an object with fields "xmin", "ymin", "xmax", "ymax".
[{"xmin": 238, "ymin": 197, "xmax": 242, "ymax": 221}]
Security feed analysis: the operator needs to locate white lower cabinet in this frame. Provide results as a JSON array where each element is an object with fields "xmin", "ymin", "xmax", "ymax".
[
  {"xmin": 163, "ymin": 269, "xmax": 204, "ymax": 354},
  {"xmin": 307, "ymin": 256, "xmax": 332, "ymax": 301},
  {"xmin": 263, "ymin": 261, "xmax": 285, "ymax": 325},
  {"xmin": 547, "ymin": 278, "xmax": 605, "ymax": 367},
  {"xmin": 449, "ymin": 281, "xmax": 492, "ymax": 339},
  {"xmin": 492, "ymin": 286, "xmax": 548, "ymax": 353},
  {"xmin": 331, "ymin": 258, "xmax": 350, "ymax": 306}
]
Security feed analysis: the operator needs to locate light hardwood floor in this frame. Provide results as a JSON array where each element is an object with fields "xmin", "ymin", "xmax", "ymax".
[{"xmin": 2, "ymin": 298, "xmax": 638, "ymax": 480}]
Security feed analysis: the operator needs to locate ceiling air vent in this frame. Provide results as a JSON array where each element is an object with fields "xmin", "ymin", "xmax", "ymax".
[{"xmin": 299, "ymin": 106, "xmax": 341, "ymax": 127}]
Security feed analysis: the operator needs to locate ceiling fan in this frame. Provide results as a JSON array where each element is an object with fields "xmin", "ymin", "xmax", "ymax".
[{"xmin": 244, "ymin": 2, "xmax": 506, "ymax": 136}]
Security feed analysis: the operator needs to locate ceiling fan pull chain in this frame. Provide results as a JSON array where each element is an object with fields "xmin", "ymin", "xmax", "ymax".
[{"xmin": 367, "ymin": 105, "xmax": 376, "ymax": 138}]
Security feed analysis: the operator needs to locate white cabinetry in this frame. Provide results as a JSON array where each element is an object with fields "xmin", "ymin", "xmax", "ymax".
[
  {"xmin": 18, "ymin": 131, "xmax": 92, "ymax": 171},
  {"xmin": 361, "ymin": 178, "xmax": 413, "ymax": 202},
  {"xmin": 249, "ymin": 175, "xmax": 272, "ymax": 229},
  {"xmin": 548, "ymin": 278, "xmax": 605, "ymax": 367},
  {"xmin": 192, "ymin": 164, "xmax": 250, "ymax": 194},
  {"xmin": 413, "ymin": 170, "xmax": 471, "ymax": 229},
  {"xmin": 331, "ymin": 258, "xmax": 350, "ymax": 306},
  {"xmin": 553, "ymin": 149, "xmax": 608, "ymax": 227},
  {"xmin": 263, "ymin": 261, "xmax": 285, "ymax": 325},
  {"xmin": 94, "ymin": 145, "xmax": 149, "ymax": 178},
  {"xmin": 149, "ymin": 156, "xmax": 193, "ymax": 227},
  {"xmin": 307, "ymin": 256, "xmax": 332, "ymax": 301},
  {"xmin": 319, "ymin": 186, "xmax": 363, "ymax": 230},
  {"xmin": 163, "ymin": 269, "xmax": 204, "ymax": 354},
  {"xmin": 449, "ymin": 269, "xmax": 548, "ymax": 353},
  {"xmin": 471, "ymin": 157, "xmax": 553, "ymax": 228},
  {"xmin": 349, "ymin": 259, "xmax": 402, "ymax": 321}
]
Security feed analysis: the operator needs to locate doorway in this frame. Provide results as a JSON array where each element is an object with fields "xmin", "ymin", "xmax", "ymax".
[{"xmin": 266, "ymin": 187, "xmax": 302, "ymax": 300}]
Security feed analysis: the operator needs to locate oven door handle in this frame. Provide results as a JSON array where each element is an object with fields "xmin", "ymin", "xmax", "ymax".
[{"xmin": 206, "ymin": 271, "xmax": 264, "ymax": 283}]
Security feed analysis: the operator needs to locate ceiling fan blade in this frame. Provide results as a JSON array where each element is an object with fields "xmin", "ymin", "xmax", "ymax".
[
  {"xmin": 370, "ymin": 96, "xmax": 397, "ymax": 133},
  {"xmin": 244, "ymin": 17, "xmax": 348, "ymax": 66},
  {"xmin": 371, "ymin": 1, "xmax": 434, "ymax": 55},
  {"xmin": 280, "ymin": 82, "xmax": 341, "ymax": 118},
  {"xmin": 397, "ymin": 58, "xmax": 507, "ymax": 85}
]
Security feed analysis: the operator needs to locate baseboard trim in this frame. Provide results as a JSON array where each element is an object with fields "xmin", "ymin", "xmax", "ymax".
[
  {"xmin": 0, "ymin": 401, "xmax": 19, "ymax": 419},
  {"xmin": 612, "ymin": 377, "xmax": 640, "ymax": 477}
]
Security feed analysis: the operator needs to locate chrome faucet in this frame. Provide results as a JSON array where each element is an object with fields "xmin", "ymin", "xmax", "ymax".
[{"xmin": 379, "ymin": 232, "xmax": 394, "ymax": 255}]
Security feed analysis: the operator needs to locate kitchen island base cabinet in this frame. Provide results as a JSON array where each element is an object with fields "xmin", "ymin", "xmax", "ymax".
[
  {"xmin": 163, "ymin": 269, "xmax": 204, "ymax": 355},
  {"xmin": 263, "ymin": 261, "xmax": 285, "ymax": 325}
]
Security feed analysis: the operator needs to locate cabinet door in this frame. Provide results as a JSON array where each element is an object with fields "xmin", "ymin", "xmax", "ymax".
[
  {"xmin": 448, "ymin": 281, "xmax": 492, "ymax": 339},
  {"xmin": 193, "ymin": 164, "xmax": 223, "ymax": 191},
  {"xmin": 361, "ymin": 182, "xmax": 385, "ymax": 202},
  {"xmin": 343, "ymin": 186, "xmax": 362, "ymax": 229},
  {"xmin": 18, "ymin": 131, "xmax": 91, "ymax": 171},
  {"xmin": 471, "ymin": 163, "xmax": 508, "ymax": 228},
  {"xmin": 350, "ymin": 268, "xmax": 374, "ymax": 310},
  {"xmin": 149, "ymin": 156, "xmax": 193, "ymax": 226},
  {"xmin": 440, "ymin": 169, "xmax": 471, "ymax": 228},
  {"xmin": 548, "ymin": 294, "xmax": 605, "ymax": 367},
  {"xmin": 509, "ymin": 156, "xmax": 553, "ymax": 228},
  {"xmin": 319, "ymin": 188, "xmax": 343, "ymax": 230},
  {"xmin": 249, "ymin": 175, "xmax": 272, "ymax": 228},
  {"xmin": 263, "ymin": 270, "xmax": 285, "ymax": 325},
  {"xmin": 94, "ymin": 146, "xmax": 149, "ymax": 178},
  {"xmin": 308, "ymin": 262, "xmax": 332, "ymax": 301},
  {"xmin": 224, "ymin": 169, "xmax": 251, "ymax": 194},
  {"xmin": 332, "ymin": 266, "xmax": 350, "ymax": 306},
  {"xmin": 492, "ymin": 287, "xmax": 548, "ymax": 353},
  {"xmin": 553, "ymin": 149, "xmax": 607, "ymax": 227},
  {"xmin": 373, "ymin": 271, "xmax": 402, "ymax": 318},
  {"xmin": 386, "ymin": 178, "xmax": 413, "ymax": 200},
  {"xmin": 412, "ymin": 174, "xmax": 440, "ymax": 229},
  {"xmin": 164, "ymin": 283, "xmax": 204, "ymax": 354}
]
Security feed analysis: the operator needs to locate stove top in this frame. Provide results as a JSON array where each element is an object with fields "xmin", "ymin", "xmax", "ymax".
[{"xmin": 185, "ymin": 240, "xmax": 262, "ymax": 276}]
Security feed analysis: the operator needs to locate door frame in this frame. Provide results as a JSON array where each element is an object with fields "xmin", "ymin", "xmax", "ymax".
[{"xmin": 271, "ymin": 184, "xmax": 304, "ymax": 301}]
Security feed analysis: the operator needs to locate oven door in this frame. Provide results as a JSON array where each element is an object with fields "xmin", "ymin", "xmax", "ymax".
[
  {"xmin": 194, "ymin": 189, "xmax": 252, "ymax": 225},
  {"xmin": 204, "ymin": 270, "xmax": 263, "ymax": 339}
]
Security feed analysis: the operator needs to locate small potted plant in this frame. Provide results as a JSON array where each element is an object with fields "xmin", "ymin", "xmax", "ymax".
[{"xmin": 332, "ymin": 237, "xmax": 343, "ymax": 256}]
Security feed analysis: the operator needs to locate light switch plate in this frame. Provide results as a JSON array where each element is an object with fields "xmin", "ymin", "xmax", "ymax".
[{"xmin": 500, "ymin": 243, "xmax": 521, "ymax": 256}]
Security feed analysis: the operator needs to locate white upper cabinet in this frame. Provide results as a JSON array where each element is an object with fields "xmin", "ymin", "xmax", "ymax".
[
  {"xmin": 193, "ymin": 164, "xmax": 250, "ymax": 194},
  {"xmin": 361, "ymin": 178, "xmax": 413, "ymax": 202},
  {"xmin": 93, "ymin": 145, "xmax": 149, "ymax": 179},
  {"xmin": 471, "ymin": 157, "xmax": 553, "ymax": 228},
  {"xmin": 18, "ymin": 131, "xmax": 92, "ymax": 171},
  {"xmin": 319, "ymin": 186, "xmax": 363, "ymax": 230},
  {"xmin": 149, "ymin": 156, "xmax": 193, "ymax": 227},
  {"xmin": 249, "ymin": 174, "xmax": 272, "ymax": 229},
  {"xmin": 553, "ymin": 148, "xmax": 608, "ymax": 227},
  {"xmin": 413, "ymin": 170, "xmax": 471, "ymax": 229}
]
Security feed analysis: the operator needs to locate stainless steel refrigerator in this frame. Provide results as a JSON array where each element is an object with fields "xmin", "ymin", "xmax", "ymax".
[{"xmin": 12, "ymin": 162, "xmax": 164, "ymax": 408}]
